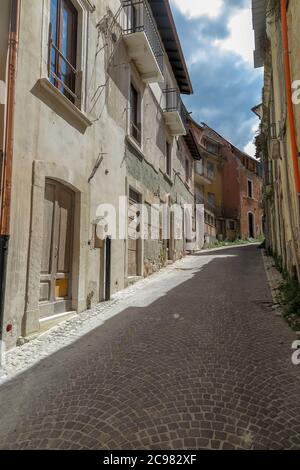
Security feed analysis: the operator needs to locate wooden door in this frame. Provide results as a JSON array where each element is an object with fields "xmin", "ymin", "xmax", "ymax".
[
  {"xmin": 128, "ymin": 188, "xmax": 140, "ymax": 277},
  {"xmin": 39, "ymin": 179, "xmax": 74, "ymax": 318},
  {"xmin": 248, "ymin": 212, "xmax": 255, "ymax": 238}
]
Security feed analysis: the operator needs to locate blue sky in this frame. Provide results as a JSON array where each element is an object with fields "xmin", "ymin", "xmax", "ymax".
[{"xmin": 169, "ymin": 0, "xmax": 263, "ymax": 155}]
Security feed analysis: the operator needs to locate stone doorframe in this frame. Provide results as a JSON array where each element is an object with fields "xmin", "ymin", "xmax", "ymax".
[
  {"xmin": 125, "ymin": 175, "xmax": 145, "ymax": 283},
  {"xmin": 23, "ymin": 160, "xmax": 88, "ymax": 337}
]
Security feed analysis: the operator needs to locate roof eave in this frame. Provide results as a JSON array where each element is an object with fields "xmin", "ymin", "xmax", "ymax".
[
  {"xmin": 251, "ymin": 0, "xmax": 266, "ymax": 68},
  {"xmin": 149, "ymin": 0, "xmax": 193, "ymax": 95}
]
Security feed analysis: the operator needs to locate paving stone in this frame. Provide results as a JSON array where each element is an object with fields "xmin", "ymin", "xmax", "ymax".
[{"xmin": 0, "ymin": 246, "xmax": 299, "ymax": 450}]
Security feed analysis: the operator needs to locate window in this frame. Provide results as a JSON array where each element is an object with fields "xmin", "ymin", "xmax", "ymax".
[
  {"xmin": 131, "ymin": 2, "xmax": 139, "ymax": 31},
  {"xmin": 207, "ymin": 161, "xmax": 214, "ymax": 179},
  {"xmin": 228, "ymin": 220, "xmax": 235, "ymax": 231},
  {"xmin": 247, "ymin": 179, "xmax": 253, "ymax": 198},
  {"xmin": 50, "ymin": 0, "xmax": 79, "ymax": 104},
  {"xmin": 205, "ymin": 139, "xmax": 219, "ymax": 154},
  {"xmin": 130, "ymin": 83, "xmax": 141, "ymax": 145},
  {"xmin": 207, "ymin": 192, "xmax": 215, "ymax": 207},
  {"xmin": 166, "ymin": 141, "xmax": 172, "ymax": 177}
]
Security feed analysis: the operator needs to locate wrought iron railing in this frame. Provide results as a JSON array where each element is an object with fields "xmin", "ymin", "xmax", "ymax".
[
  {"xmin": 48, "ymin": 24, "xmax": 82, "ymax": 107},
  {"xmin": 163, "ymin": 88, "xmax": 187, "ymax": 129},
  {"xmin": 122, "ymin": 0, "xmax": 164, "ymax": 76}
]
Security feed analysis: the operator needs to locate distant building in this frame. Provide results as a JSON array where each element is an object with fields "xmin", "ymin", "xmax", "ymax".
[{"xmin": 186, "ymin": 119, "xmax": 263, "ymax": 246}]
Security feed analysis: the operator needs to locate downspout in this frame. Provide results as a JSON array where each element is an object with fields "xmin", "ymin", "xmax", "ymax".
[
  {"xmin": 0, "ymin": 0, "xmax": 21, "ymax": 340},
  {"xmin": 280, "ymin": 0, "xmax": 300, "ymax": 194}
]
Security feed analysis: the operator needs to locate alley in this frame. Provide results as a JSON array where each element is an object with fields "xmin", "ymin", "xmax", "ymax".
[{"xmin": 0, "ymin": 245, "xmax": 299, "ymax": 450}]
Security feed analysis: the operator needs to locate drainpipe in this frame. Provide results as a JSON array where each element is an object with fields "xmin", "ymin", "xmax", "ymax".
[
  {"xmin": 0, "ymin": 0, "xmax": 21, "ymax": 340},
  {"xmin": 280, "ymin": 0, "xmax": 300, "ymax": 194}
]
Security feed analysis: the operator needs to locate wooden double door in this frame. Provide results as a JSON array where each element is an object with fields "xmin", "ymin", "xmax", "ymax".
[{"xmin": 39, "ymin": 179, "xmax": 74, "ymax": 318}]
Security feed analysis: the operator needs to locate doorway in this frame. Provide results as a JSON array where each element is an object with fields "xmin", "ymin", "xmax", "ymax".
[
  {"xmin": 248, "ymin": 212, "xmax": 255, "ymax": 238},
  {"xmin": 128, "ymin": 188, "xmax": 141, "ymax": 277},
  {"xmin": 39, "ymin": 179, "xmax": 75, "ymax": 318}
]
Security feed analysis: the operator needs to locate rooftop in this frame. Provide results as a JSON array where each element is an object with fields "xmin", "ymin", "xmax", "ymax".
[{"xmin": 149, "ymin": 0, "xmax": 193, "ymax": 94}]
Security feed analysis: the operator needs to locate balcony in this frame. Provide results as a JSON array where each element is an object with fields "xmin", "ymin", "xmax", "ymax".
[
  {"xmin": 122, "ymin": 0, "xmax": 164, "ymax": 84},
  {"xmin": 163, "ymin": 89, "xmax": 187, "ymax": 136},
  {"xmin": 194, "ymin": 160, "xmax": 214, "ymax": 185}
]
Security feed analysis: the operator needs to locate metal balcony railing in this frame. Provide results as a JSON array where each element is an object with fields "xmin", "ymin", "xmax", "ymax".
[
  {"xmin": 163, "ymin": 88, "xmax": 187, "ymax": 128},
  {"xmin": 48, "ymin": 24, "xmax": 82, "ymax": 107},
  {"xmin": 122, "ymin": 0, "xmax": 164, "ymax": 76}
]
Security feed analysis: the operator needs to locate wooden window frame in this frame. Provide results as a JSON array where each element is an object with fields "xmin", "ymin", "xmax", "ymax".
[{"xmin": 50, "ymin": 0, "xmax": 78, "ymax": 103}]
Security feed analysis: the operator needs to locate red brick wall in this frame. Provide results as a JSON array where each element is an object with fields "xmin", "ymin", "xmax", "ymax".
[
  {"xmin": 222, "ymin": 148, "xmax": 263, "ymax": 239},
  {"xmin": 239, "ymin": 169, "xmax": 264, "ymax": 238},
  {"xmin": 221, "ymin": 147, "xmax": 241, "ymax": 222}
]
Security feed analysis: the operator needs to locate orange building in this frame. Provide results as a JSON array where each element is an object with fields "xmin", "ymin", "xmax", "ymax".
[{"xmin": 186, "ymin": 120, "xmax": 264, "ymax": 245}]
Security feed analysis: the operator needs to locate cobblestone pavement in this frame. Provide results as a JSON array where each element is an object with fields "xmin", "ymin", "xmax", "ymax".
[{"xmin": 0, "ymin": 245, "xmax": 299, "ymax": 450}]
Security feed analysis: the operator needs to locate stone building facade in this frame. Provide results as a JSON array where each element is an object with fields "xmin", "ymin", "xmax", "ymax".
[
  {"xmin": 187, "ymin": 119, "xmax": 263, "ymax": 246},
  {"xmin": 0, "ymin": 0, "xmax": 195, "ymax": 349},
  {"xmin": 252, "ymin": 0, "xmax": 300, "ymax": 280},
  {"xmin": 188, "ymin": 120, "xmax": 223, "ymax": 246}
]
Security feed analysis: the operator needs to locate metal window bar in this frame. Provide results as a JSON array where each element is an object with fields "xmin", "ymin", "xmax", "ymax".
[
  {"xmin": 48, "ymin": 24, "xmax": 82, "ymax": 107},
  {"xmin": 163, "ymin": 88, "xmax": 187, "ymax": 129},
  {"xmin": 122, "ymin": 0, "xmax": 164, "ymax": 75}
]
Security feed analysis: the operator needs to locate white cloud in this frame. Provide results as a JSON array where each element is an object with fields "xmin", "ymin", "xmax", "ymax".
[
  {"xmin": 188, "ymin": 49, "xmax": 210, "ymax": 66},
  {"xmin": 171, "ymin": 0, "xmax": 223, "ymax": 19},
  {"xmin": 244, "ymin": 140, "xmax": 256, "ymax": 157},
  {"xmin": 244, "ymin": 122, "xmax": 259, "ymax": 157},
  {"xmin": 215, "ymin": 7, "xmax": 255, "ymax": 64}
]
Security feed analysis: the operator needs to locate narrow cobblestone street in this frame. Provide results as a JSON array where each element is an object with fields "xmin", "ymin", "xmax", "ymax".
[{"xmin": 0, "ymin": 245, "xmax": 299, "ymax": 450}]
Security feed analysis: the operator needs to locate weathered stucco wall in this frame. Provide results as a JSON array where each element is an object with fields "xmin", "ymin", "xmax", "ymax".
[
  {"xmin": 2, "ymin": 0, "xmax": 195, "ymax": 348},
  {"xmin": 262, "ymin": 0, "xmax": 300, "ymax": 278},
  {"xmin": 3, "ymin": 0, "xmax": 130, "ymax": 348}
]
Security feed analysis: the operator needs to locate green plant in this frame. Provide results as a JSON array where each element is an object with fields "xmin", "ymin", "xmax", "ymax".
[
  {"xmin": 279, "ymin": 279, "xmax": 300, "ymax": 331},
  {"xmin": 205, "ymin": 238, "xmax": 264, "ymax": 250}
]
